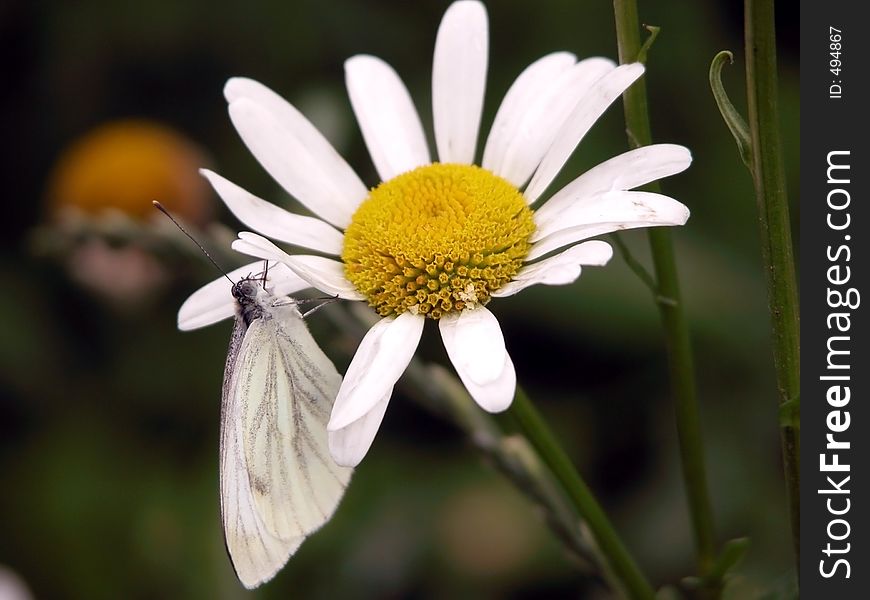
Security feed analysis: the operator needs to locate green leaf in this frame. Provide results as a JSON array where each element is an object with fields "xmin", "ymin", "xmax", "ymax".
[
  {"xmin": 637, "ymin": 25, "xmax": 661, "ymax": 64},
  {"xmin": 709, "ymin": 51, "xmax": 753, "ymax": 168},
  {"xmin": 710, "ymin": 537, "xmax": 750, "ymax": 581},
  {"xmin": 683, "ymin": 538, "xmax": 750, "ymax": 595}
]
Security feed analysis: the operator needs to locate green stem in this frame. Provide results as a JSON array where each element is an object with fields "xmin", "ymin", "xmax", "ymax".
[
  {"xmin": 610, "ymin": 233, "xmax": 677, "ymax": 307},
  {"xmin": 328, "ymin": 304, "xmax": 646, "ymax": 595},
  {"xmin": 510, "ymin": 386, "xmax": 656, "ymax": 600},
  {"xmin": 418, "ymin": 365, "xmax": 607, "ymax": 571},
  {"xmin": 744, "ymin": 0, "xmax": 801, "ymax": 572},
  {"xmin": 612, "ymin": 0, "xmax": 719, "ymax": 589},
  {"xmin": 610, "ymin": 233, "xmax": 658, "ymax": 297}
]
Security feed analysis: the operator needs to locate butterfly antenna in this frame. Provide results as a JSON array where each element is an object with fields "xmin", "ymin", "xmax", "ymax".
[{"xmin": 153, "ymin": 201, "xmax": 234, "ymax": 286}]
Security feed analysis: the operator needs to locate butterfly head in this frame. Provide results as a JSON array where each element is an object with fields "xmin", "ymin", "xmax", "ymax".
[
  {"xmin": 231, "ymin": 279, "xmax": 260, "ymax": 303},
  {"xmin": 232, "ymin": 277, "xmax": 272, "ymax": 325}
]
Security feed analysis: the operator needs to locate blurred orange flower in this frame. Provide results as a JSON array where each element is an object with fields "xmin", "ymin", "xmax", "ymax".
[
  {"xmin": 47, "ymin": 119, "xmax": 211, "ymax": 225},
  {"xmin": 40, "ymin": 120, "xmax": 215, "ymax": 306}
]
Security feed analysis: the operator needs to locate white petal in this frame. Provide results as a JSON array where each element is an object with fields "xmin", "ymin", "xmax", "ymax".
[
  {"xmin": 283, "ymin": 255, "xmax": 366, "ymax": 301},
  {"xmin": 200, "ymin": 169, "xmax": 344, "ymax": 255},
  {"xmin": 231, "ymin": 232, "xmax": 366, "ymax": 300},
  {"xmin": 534, "ymin": 144, "xmax": 692, "ymax": 228},
  {"xmin": 328, "ymin": 313, "xmax": 425, "ymax": 431},
  {"xmin": 439, "ymin": 307, "xmax": 505, "ymax": 383},
  {"xmin": 460, "ymin": 352, "xmax": 515, "ymax": 413},
  {"xmin": 225, "ymin": 79, "xmax": 368, "ymax": 221},
  {"xmin": 490, "ymin": 57, "xmax": 616, "ymax": 188},
  {"xmin": 439, "ymin": 307, "xmax": 515, "ymax": 412},
  {"xmin": 231, "ymin": 231, "xmax": 295, "ymax": 263},
  {"xmin": 527, "ymin": 191, "xmax": 690, "ymax": 260},
  {"xmin": 490, "ymin": 279, "xmax": 537, "ymax": 298},
  {"xmin": 328, "ymin": 392, "xmax": 391, "ymax": 467},
  {"xmin": 178, "ymin": 261, "xmax": 307, "ymax": 330},
  {"xmin": 467, "ymin": 354, "xmax": 515, "ymax": 413},
  {"xmin": 519, "ymin": 240, "xmax": 612, "ymax": 279},
  {"xmin": 491, "ymin": 241, "xmax": 613, "ymax": 298},
  {"xmin": 432, "ymin": 0, "xmax": 488, "ymax": 164},
  {"xmin": 227, "ymin": 97, "xmax": 365, "ymax": 228},
  {"xmin": 267, "ymin": 263, "xmax": 314, "ymax": 297},
  {"xmin": 482, "ymin": 52, "xmax": 577, "ymax": 176},
  {"xmin": 533, "ymin": 190, "xmax": 690, "ymax": 241},
  {"xmin": 524, "ymin": 63, "xmax": 645, "ymax": 203},
  {"xmin": 345, "ymin": 55, "xmax": 430, "ymax": 181}
]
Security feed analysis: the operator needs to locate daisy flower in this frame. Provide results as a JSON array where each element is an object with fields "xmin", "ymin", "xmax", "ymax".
[{"xmin": 179, "ymin": 1, "xmax": 691, "ymax": 467}]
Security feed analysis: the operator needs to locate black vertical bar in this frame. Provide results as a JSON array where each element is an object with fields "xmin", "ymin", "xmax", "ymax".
[{"xmin": 800, "ymin": 1, "xmax": 867, "ymax": 595}]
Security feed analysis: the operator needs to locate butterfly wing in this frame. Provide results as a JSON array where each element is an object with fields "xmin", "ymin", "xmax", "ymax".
[
  {"xmin": 220, "ymin": 317, "xmax": 301, "ymax": 589},
  {"xmin": 220, "ymin": 303, "xmax": 352, "ymax": 589}
]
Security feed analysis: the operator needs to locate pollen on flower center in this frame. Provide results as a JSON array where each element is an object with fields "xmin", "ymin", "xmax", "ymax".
[{"xmin": 342, "ymin": 163, "xmax": 535, "ymax": 319}]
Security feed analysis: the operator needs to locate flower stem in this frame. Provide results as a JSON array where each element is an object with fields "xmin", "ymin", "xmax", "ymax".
[
  {"xmin": 612, "ymin": 0, "xmax": 719, "ymax": 590},
  {"xmin": 326, "ymin": 305, "xmax": 642, "ymax": 596},
  {"xmin": 413, "ymin": 365, "xmax": 606, "ymax": 568},
  {"xmin": 744, "ymin": 0, "xmax": 801, "ymax": 571},
  {"xmin": 510, "ymin": 386, "xmax": 656, "ymax": 600}
]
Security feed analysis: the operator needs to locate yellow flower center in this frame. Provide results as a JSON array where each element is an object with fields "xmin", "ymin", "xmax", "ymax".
[{"xmin": 342, "ymin": 163, "xmax": 535, "ymax": 319}]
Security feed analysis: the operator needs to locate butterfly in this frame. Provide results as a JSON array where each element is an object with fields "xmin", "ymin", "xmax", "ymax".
[{"xmin": 160, "ymin": 198, "xmax": 353, "ymax": 588}]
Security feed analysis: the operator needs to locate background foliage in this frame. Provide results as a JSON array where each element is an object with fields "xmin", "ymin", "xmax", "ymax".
[{"xmin": 0, "ymin": 0, "xmax": 798, "ymax": 597}]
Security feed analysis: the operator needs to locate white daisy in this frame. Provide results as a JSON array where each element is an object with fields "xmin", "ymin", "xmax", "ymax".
[{"xmin": 179, "ymin": 0, "xmax": 691, "ymax": 467}]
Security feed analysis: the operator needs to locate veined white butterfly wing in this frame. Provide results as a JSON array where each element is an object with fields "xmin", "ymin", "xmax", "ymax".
[
  {"xmin": 220, "ymin": 284, "xmax": 352, "ymax": 589},
  {"xmin": 239, "ymin": 305, "xmax": 351, "ymax": 537},
  {"xmin": 219, "ymin": 316, "xmax": 304, "ymax": 587}
]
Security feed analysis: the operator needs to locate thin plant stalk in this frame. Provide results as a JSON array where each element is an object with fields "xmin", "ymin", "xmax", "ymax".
[
  {"xmin": 510, "ymin": 386, "xmax": 656, "ymax": 600},
  {"xmin": 744, "ymin": 0, "xmax": 801, "ymax": 570},
  {"xmin": 612, "ymin": 0, "xmax": 719, "ymax": 589},
  {"xmin": 330, "ymin": 304, "xmax": 654, "ymax": 599}
]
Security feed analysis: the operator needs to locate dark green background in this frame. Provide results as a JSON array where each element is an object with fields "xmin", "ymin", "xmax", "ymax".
[{"xmin": 0, "ymin": 1, "xmax": 798, "ymax": 598}]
